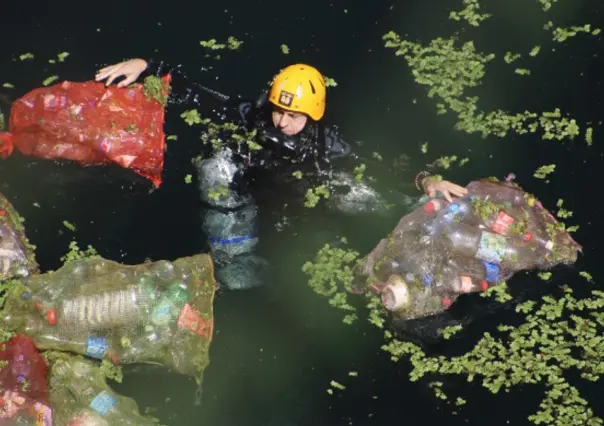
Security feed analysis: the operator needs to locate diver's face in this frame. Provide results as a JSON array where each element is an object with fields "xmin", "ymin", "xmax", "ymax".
[{"xmin": 272, "ymin": 108, "xmax": 308, "ymax": 136}]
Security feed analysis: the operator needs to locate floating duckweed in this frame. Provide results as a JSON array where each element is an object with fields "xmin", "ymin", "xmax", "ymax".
[
  {"xmin": 167, "ymin": 135, "xmax": 178, "ymax": 141},
  {"xmin": 280, "ymin": 44, "xmax": 290, "ymax": 54},
  {"xmin": 552, "ymin": 24, "xmax": 598, "ymax": 42},
  {"xmin": 60, "ymin": 240, "xmax": 99, "ymax": 264},
  {"xmin": 459, "ymin": 158, "xmax": 470, "ymax": 166},
  {"xmin": 2, "ymin": 82, "xmax": 14, "ymax": 89},
  {"xmin": 439, "ymin": 324, "xmax": 463, "ymax": 339},
  {"xmin": 430, "ymin": 155, "xmax": 458, "ymax": 170},
  {"xmin": 62, "ymin": 220, "xmax": 76, "ymax": 232},
  {"xmin": 420, "ymin": 142, "xmax": 428, "ymax": 153},
  {"xmin": 304, "ymin": 185, "xmax": 330, "ymax": 208},
  {"xmin": 199, "ymin": 37, "xmax": 243, "ymax": 51},
  {"xmin": 57, "ymin": 52, "xmax": 70, "ymax": 62},
  {"xmin": 324, "ymin": 77, "xmax": 338, "ymax": 87},
  {"xmin": 19, "ymin": 53, "xmax": 34, "ymax": 61},
  {"xmin": 530, "ymin": 46, "xmax": 541, "ymax": 57},
  {"xmin": 184, "ymin": 174, "xmax": 192, "ymax": 184},
  {"xmin": 448, "ymin": 0, "xmax": 492, "ymax": 27},
  {"xmin": 585, "ymin": 127, "xmax": 593, "ymax": 146},
  {"xmin": 42, "ymin": 75, "xmax": 59, "ymax": 86},
  {"xmin": 515, "ymin": 68, "xmax": 531, "ymax": 76},
  {"xmin": 353, "ymin": 164, "xmax": 366, "ymax": 182},
  {"xmin": 538, "ymin": 272, "xmax": 552, "ymax": 281},
  {"xmin": 382, "ymin": 31, "xmax": 581, "ymax": 141},
  {"xmin": 330, "ymin": 380, "xmax": 346, "ymax": 390},
  {"xmin": 372, "ymin": 152, "xmax": 383, "ymax": 161},
  {"xmin": 579, "ymin": 272, "xmax": 594, "ymax": 283},
  {"xmin": 534, "ymin": 164, "xmax": 556, "ymax": 179},
  {"xmin": 537, "ymin": 0, "xmax": 558, "ymax": 12},
  {"xmin": 555, "ymin": 199, "xmax": 573, "ymax": 219},
  {"xmin": 505, "ymin": 52, "xmax": 522, "ymax": 64},
  {"xmin": 181, "ymin": 109, "xmax": 204, "ymax": 126},
  {"xmin": 207, "ymin": 185, "xmax": 229, "ymax": 202},
  {"xmin": 143, "ymin": 75, "xmax": 170, "ymax": 106},
  {"xmin": 292, "ymin": 170, "xmax": 303, "ymax": 179}
]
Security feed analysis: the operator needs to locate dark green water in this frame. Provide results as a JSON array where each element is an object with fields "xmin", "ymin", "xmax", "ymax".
[{"xmin": 1, "ymin": 0, "xmax": 603, "ymax": 425}]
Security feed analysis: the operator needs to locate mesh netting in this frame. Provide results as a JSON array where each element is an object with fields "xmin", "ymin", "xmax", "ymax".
[
  {"xmin": 0, "ymin": 334, "xmax": 52, "ymax": 425},
  {"xmin": 0, "ymin": 75, "xmax": 171, "ymax": 187},
  {"xmin": 0, "ymin": 254, "xmax": 217, "ymax": 384},
  {"xmin": 0, "ymin": 193, "xmax": 39, "ymax": 282},
  {"xmin": 353, "ymin": 178, "xmax": 582, "ymax": 320},
  {"xmin": 46, "ymin": 352, "xmax": 158, "ymax": 426}
]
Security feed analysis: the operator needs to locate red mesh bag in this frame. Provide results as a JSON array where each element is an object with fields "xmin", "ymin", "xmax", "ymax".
[
  {"xmin": 0, "ymin": 75, "xmax": 171, "ymax": 187},
  {"xmin": 0, "ymin": 334, "xmax": 52, "ymax": 425}
]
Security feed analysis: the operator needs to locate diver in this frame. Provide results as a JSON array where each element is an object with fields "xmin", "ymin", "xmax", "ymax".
[{"xmin": 94, "ymin": 58, "xmax": 468, "ymax": 290}]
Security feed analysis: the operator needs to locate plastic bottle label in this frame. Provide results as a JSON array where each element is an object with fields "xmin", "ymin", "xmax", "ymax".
[
  {"xmin": 89, "ymin": 391, "xmax": 116, "ymax": 416},
  {"xmin": 476, "ymin": 232, "xmax": 507, "ymax": 264},
  {"xmin": 491, "ymin": 211, "xmax": 514, "ymax": 235},
  {"xmin": 34, "ymin": 402, "xmax": 52, "ymax": 426},
  {"xmin": 85, "ymin": 337, "xmax": 108, "ymax": 359},
  {"xmin": 0, "ymin": 391, "xmax": 25, "ymax": 418},
  {"xmin": 177, "ymin": 303, "xmax": 213, "ymax": 338},
  {"xmin": 459, "ymin": 276, "xmax": 474, "ymax": 293},
  {"xmin": 483, "ymin": 262, "xmax": 501, "ymax": 282}
]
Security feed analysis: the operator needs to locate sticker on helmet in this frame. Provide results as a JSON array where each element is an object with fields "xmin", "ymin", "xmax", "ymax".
[{"xmin": 279, "ymin": 90, "xmax": 294, "ymax": 107}]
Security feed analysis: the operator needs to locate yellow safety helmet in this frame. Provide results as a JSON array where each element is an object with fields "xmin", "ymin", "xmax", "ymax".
[{"xmin": 268, "ymin": 64, "xmax": 326, "ymax": 121}]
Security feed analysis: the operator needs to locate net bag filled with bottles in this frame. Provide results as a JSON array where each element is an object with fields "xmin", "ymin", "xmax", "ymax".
[
  {"xmin": 353, "ymin": 177, "xmax": 582, "ymax": 321},
  {"xmin": 0, "ymin": 253, "xmax": 217, "ymax": 384},
  {"xmin": 0, "ymin": 75, "xmax": 171, "ymax": 187},
  {"xmin": 0, "ymin": 192, "xmax": 39, "ymax": 282},
  {"xmin": 47, "ymin": 352, "xmax": 160, "ymax": 426},
  {"xmin": 0, "ymin": 334, "xmax": 52, "ymax": 425}
]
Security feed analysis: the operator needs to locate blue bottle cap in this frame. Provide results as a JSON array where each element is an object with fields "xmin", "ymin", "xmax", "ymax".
[{"xmin": 447, "ymin": 203, "xmax": 460, "ymax": 213}]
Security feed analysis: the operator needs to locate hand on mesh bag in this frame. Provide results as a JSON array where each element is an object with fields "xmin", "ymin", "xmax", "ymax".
[
  {"xmin": 422, "ymin": 176, "xmax": 468, "ymax": 202},
  {"xmin": 95, "ymin": 58, "xmax": 148, "ymax": 88}
]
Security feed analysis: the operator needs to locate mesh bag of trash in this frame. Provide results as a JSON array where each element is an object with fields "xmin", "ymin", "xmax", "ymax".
[
  {"xmin": 0, "ymin": 254, "xmax": 217, "ymax": 384},
  {"xmin": 0, "ymin": 334, "xmax": 52, "ymax": 425},
  {"xmin": 0, "ymin": 75, "xmax": 171, "ymax": 187},
  {"xmin": 352, "ymin": 177, "xmax": 582, "ymax": 320},
  {"xmin": 46, "ymin": 352, "xmax": 160, "ymax": 426},
  {"xmin": 0, "ymin": 192, "xmax": 39, "ymax": 282}
]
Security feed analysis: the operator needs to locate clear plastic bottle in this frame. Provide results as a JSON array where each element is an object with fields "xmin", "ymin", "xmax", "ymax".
[
  {"xmin": 444, "ymin": 222, "xmax": 546, "ymax": 269},
  {"xmin": 422, "ymin": 199, "xmax": 473, "ymax": 237},
  {"xmin": 150, "ymin": 281, "xmax": 190, "ymax": 326},
  {"xmin": 41, "ymin": 282, "xmax": 158, "ymax": 332}
]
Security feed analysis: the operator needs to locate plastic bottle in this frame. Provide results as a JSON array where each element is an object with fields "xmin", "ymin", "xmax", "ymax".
[
  {"xmin": 42, "ymin": 283, "xmax": 158, "ymax": 331},
  {"xmin": 422, "ymin": 199, "xmax": 473, "ymax": 237},
  {"xmin": 67, "ymin": 411, "xmax": 110, "ymax": 426},
  {"xmin": 381, "ymin": 275, "xmax": 411, "ymax": 311},
  {"xmin": 423, "ymin": 198, "xmax": 448, "ymax": 215},
  {"xmin": 150, "ymin": 281, "xmax": 190, "ymax": 326},
  {"xmin": 444, "ymin": 222, "xmax": 546, "ymax": 268}
]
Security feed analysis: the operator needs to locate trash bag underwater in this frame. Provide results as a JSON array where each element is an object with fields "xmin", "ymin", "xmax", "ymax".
[
  {"xmin": 46, "ymin": 352, "xmax": 161, "ymax": 426},
  {"xmin": 0, "ymin": 193, "xmax": 39, "ymax": 282},
  {"xmin": 353, "ymin": 177, "xmax": 582, "ymax": 320},
  {"xmin": 0, "ymin": 75, "xmax": 171, "ymax": 187},
  {"xmin": 0, "ymin": 253, "xmax": 217, "ymax": 384},
  {"xmin": 0, "ymin": 334, "xmax": 52, "ymax": 425}
]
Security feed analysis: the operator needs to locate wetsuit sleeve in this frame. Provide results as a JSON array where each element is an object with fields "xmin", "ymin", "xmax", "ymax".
[
  {"xmin": 324, "ymin": 126, "xmax": 352, "ymax": 160},
  {"xmin": 141, "ymin": 58, "xmax": 239, "ymax": 109}
]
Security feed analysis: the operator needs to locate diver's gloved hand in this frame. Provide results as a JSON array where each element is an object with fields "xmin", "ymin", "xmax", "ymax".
[{"xmin": 214, "ymin": 254, "xmax": 270, "ymax": 290}]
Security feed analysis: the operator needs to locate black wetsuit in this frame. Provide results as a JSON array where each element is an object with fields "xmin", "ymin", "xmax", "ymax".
[{"xmin": 142, "ymin": 60, "xmax": 420, "ymax": 289}]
